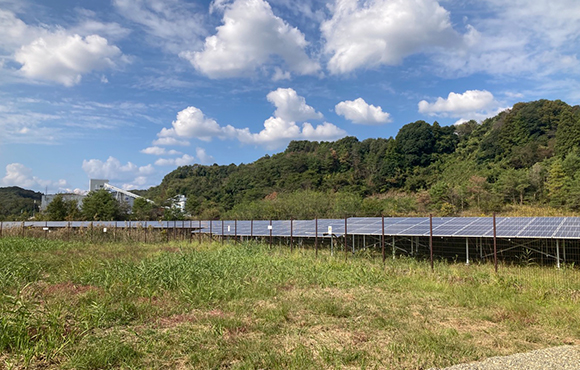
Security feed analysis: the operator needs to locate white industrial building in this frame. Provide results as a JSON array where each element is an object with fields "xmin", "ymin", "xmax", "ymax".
[{"xmin": 41, "ymin": 179, "xmax": 184, "ymax": 214}]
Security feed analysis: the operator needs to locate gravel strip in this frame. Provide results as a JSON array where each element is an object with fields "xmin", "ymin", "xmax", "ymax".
[{"xmin": 431, "ymin": 346, "xmax": 580, "ymax": 370}]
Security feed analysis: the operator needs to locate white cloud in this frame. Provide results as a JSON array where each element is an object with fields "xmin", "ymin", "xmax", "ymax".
[
  {"xmin": 152, "ymin": 137, "xmax": 190, "ymax": 146},
  {"xmin": 1, "ymin": 163, "xmax": 68, "ymax": 192},
  {"xmin": 157, "ymin": 106, "xmax": 240, "ymax": 141},
  {"xmin": 266, "ymin": 88, "xmax": 323, "ymax": 122},
  {"xmin": 196, "ymin": 147, "xmax": 215, "ymax": 164},
  {"xmin": 418, "ymin": 90, "xmax": 496, "ymax": 116},
  {"xmin": 82, "ymin": 157, "xmax": 155, "ymax": 189},
  {"xmin": 154, "ymin": 88, "xmax": 346, "ymax": 150},
  {"xmin": 321, "ymin": 0, "xmax": 462, "ymax": 74},
  {"xmin": 0, "ymin": 9, "xmax": 38, "ymax": 50},
  {"xmin": 113, "ymin": 0, "xmax": 206, "ymax": 54},
  {"xmin": 0, "ymin": 9, "xmax": 128, "ymax": 86},
  {"xmin": 15, "ymin": 33, "xmax": 125, "ymax": 86},
  {"xmin": 335, "ymin": 98, "xmax": 391, "ymax": 125},
  {"xmin": 418, "ymin": 90, "xmax": 508, "ymax": 124},
  {"xmin": 154, "ymin": 154, "xmax": 195, "ymax": 166},
  {"xmin": 185, "ymin": 0, "xmax": 320, "ymax": 79},
  {"xmin": 435, "ymin": 0, "xmax": 580, "ymax": 77},
  {"xmin": 140, "ymin": 146, "xmax": 182, "ymax": 155}
]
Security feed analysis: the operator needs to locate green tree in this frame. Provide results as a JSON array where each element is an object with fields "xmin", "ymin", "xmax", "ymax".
[
  {"xmin": 45, "ymin": 195, "xmax": 81, "ymax": 221},
  {"xmin": 546, "ymin": 159, "xmax": 569, "ymax": 207},
  {"xmin": 81, "ymin": 189, "xmax": 122, "ymax": 221},
  {"xmin": 555, "ymin": 109, "xmax": 580, "ymax": 157},
  {"xmin": 46, "ymin": 194, "xmax": 68, "ymax": 221},
  {"xmin": 396, "ymin": 120, "xmax": 435, "ymax": 167},
  {"xmin": 131, "ymin": 198, "xmax": 154, "ymax": 220}
]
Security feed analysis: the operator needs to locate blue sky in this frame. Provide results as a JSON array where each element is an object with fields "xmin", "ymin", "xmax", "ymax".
[{"xmin": 1, "ymin": 0, "xmax": 579, "ymax": 193}]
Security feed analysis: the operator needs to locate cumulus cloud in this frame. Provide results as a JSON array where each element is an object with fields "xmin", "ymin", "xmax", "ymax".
[
  {"xmin": 418, "ymin": 90, "xmax": 496, "ymax": 116},
  {"xmin": 321, "ymin": 0, "xmax": 462, "ymax": 74},
  {"xmin": 0, "ymin": 9, "xmax": 128, "ymax": 86},
  {"xmin": 157, "ymin": 106, "xmax": 240, "ymax": 141},
  {"xmin": 154, "ymin": 154, "xmax": 195, "ymax": 166},
  {"xmin": 184, "ymin": 0, "xmax": 320, "ymax": 79},
  {"xmin": 154, "ymin": 87, "xmax": 346, "ymax": 150},
  {"xmin": 82, "ymin": 157, "xmax": 155, "ymax": 189},
  {"xmin": 267, "ymin": 88, "xmax": 323, "ymax": 122},
  {"xmin": 418, "ymin": 90, "xmax": 507, "ymax": 124},
  {"xmin": 15, "ymin": 33, "xmax": 125, "ymax": 86},
  {"xmin": 335, "ymin": 98, "xmax": 391, "ymax": 125},
  {"xmin": 1, "ymin": 163, "xmax": 68, "ymax": 192}
]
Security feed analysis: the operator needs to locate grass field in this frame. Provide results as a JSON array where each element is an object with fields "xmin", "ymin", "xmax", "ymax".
[{"xmin": 1, "ymin": 237, "xmax": 580, "ymax": 369}]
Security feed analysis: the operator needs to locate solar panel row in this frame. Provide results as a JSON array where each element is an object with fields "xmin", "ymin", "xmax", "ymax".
[{"xmin": 2, "ymin": 217, "xmax": 579, "ymax": 239}]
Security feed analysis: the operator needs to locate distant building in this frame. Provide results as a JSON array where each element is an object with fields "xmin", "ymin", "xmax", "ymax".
[
  {"xmin": 171, "ymin": 194, "xmax": 187, "ymax": 212},
  {"xmin": 40, "ymin": 193, "xmax": 85, "ymax": 211},
  {"xmin": 89, "ymin": 179, "xmax": 109, "ymax": 192},
  {"xmin": 41, "ymin": 179, "xmax": 154, "ymax": 213}
]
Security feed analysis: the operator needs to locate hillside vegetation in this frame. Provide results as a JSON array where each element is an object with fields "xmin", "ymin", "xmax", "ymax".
[
  {"xmin": 144, "ymin": 99, "xmax": 580, "ymax": 219},
  {"xmin": 0, "ymin": 187, "xmax": 41, "ymax": 221}
]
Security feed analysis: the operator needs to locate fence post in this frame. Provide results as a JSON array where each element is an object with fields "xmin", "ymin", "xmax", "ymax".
[
  {"xmin": 21, "ymin": 221, "xmax": 25, "ymax": 238},
  {"xmin": 290, "ymin": 218, "xmax": 293, "ymax": 252},
  {"xmin": 251, "ymin": 219, "xmax": 253, "ymax": 239},
  {"xmin": 269, "ymin": 219, "xmax": 272, "ymax": 248},
  {"xmin": 221, "ymin": 220, "xmax": 224, "ymax": 245},
  {"xmin": 196, "ymin": 220, "xmax": 199, "ymax": 244},
  {"xmin": 315, "ymin": 217, "xmax": 318, "ymax": 258},
  {"xmin": 429, "ymin": 214, "xmax": 434, "ymax": 272},
  {"xmin": 235, "ymin": 219, "xmax": 237, "ymax": 243},
  {"xmin": 0, "ymin": 221, "xmax": 3, "ymax": 238},
  {"xmin": 381, "ymin": 215, "xmax": 385, "ymax": 263},
  {"xmin": 493, "ymin": 213, "xmax": 498, "ymax": 273},
  {"xmin": 344, "ymin": 216, "xmax": 348, "ymax": 261},
  {"xmin": 556, "ymin": 239, "xmax": 561, "ymax": 269}
]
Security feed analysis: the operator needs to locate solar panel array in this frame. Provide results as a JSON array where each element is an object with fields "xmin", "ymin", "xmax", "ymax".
[{"xmin": 2, "ymin": 217, "xmax": 580, "ymax": 239}]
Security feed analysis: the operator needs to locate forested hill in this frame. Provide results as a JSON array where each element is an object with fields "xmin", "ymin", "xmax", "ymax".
[
  {"xmin": 0, "ymin": 187, "xmax": 42, "ymax": 220},
  {"xmin": 144, "ymin": 99, "xmax": 580, "ymax": 219}
]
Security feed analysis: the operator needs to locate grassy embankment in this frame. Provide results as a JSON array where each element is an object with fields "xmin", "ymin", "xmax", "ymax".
[{"xmin": 1, "ymin": 237, "xmax": 579, "ymax": 369}]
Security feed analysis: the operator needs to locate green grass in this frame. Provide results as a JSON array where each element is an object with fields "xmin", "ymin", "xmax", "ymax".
[{"xmin": 1, "ymin": 237, "xmax": 579, "ymax": 369}]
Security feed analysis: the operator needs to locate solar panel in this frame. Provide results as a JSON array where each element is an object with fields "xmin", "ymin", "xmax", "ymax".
[
  {"xmin": 517, "ymin": 217, "xmax": 564, "ymax": 238},
  {"xmin": 6, "ymin": 216, "xmax": 580, "ymax": 240},
  {"xmin": 554, "ymin": 218, "xmax": 580, "ymax": 239}
]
